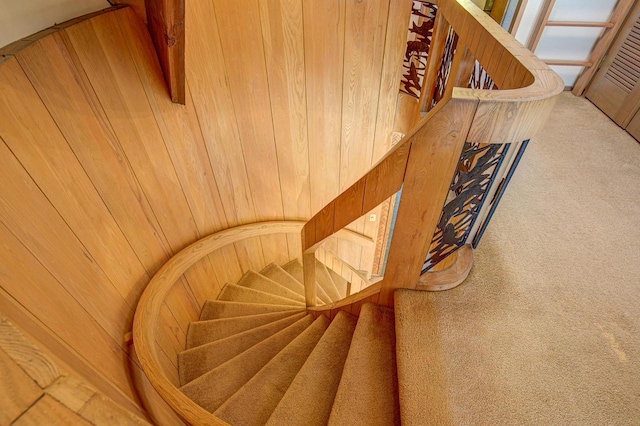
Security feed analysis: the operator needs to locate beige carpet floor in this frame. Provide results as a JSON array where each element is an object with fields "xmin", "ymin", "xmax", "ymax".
[{"xmin": 397, "ymin": 92, "xmax": 640, "ymax": 425}]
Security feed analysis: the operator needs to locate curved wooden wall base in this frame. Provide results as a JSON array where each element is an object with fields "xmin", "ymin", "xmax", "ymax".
[{"xmin": 417, "ymin": 244, "xmax": 473, "ymax": 292}]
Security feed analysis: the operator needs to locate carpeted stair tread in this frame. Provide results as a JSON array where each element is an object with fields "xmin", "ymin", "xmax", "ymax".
[
  {"xmin": 282, "ymin": 259, "xmax": 332, "ymax": 305},
  {"xmin": 326, "ymin": 267, "xmax": 348, "ymax": 298},
  {"xmin": 180, "ymin": 314, "xmax": 314, "ymax": 413},
  {"xmin": 215, "ymin": 316, "xmax": 330, "ymax": 426},
  {"xmin": 179, "ymin": 312, "xmax": 307, "ymax": 385},
  {"xmin": 217, "ymin": 283, "xmax": 304, "ymax": 307},
  {"xmin": 282, "ymin": 259, "xmax": 304, "ymax": 282},
  {"xmin": 237, "ymin": 270, "xmax": 306, "ymax": 303},
  {"xmin": 392, "ymin": 289, "xmax": 450, "ymax": 425},
  {"xmin": 328, "ymin": 303, "xmax": 400, "ymax": 426},
  {"xmin": 186, "ymin": 310, "xmax": 304, "ymax": 349},
  {"xmin": 260, "ymin": 263, "xmax": 305, "ymax": 296},
  {"xmin": 315, "ymin": 259, "xmax": 342, "ymax": 301},
  {"xmin": 267, "ymin": 311, "xmax": 357, "ymax": 426},
  {"xmin": 199, "ymin": 300, "xmax": 300, "ymax": 321}
]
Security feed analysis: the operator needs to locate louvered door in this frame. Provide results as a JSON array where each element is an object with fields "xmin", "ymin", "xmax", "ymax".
[{"xmin": 586, "ymin": 2, "xmax": 640, "ymax": 128}]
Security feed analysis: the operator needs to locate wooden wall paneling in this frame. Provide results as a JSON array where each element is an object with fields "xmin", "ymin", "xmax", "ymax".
[
  {"xmin": 372, "ymin": 0, "xmax": 414, "ymax": 165},
  {"xmin": 128, "ymin": 346, "xmax": 185, "ymax": 425},
  {"xmin": 163, "ymin": 281, "xmax": 199, "ymax": 336},
  {"xmin": 17, "ymin": 34, "xmax": 172, "ymax": 278},
  {"xmin": 0, "ymin": 57, "xmax": 148, "ymax": 314},
  {"xmin": 62, "ymin": 15, "xmax": 219, "ymax": 309},
  {"xmin": 0, "ymin": 347, "xmax": 43, "ymax": 424},
  {"xmin": 341, "ymin": 0, "xmax": 390, "ymax": 187},
  {"xmin": 117, "ymin": 9, "xmax": 228, "ymax": 242},
  {"xmin": 145, "ymin": 0, "xmax": 185, "ymax": 104},
  {"xmin": 116, "ymin": 8, "xmax": 235, "ymax": 304},
  {"xmin": 184, "ymin": 0, "xmax": 265, "ymax": 272},
  {"xmin": 88, "ymin": 13, "xmax": 222, "ymax": 301},
  {"xmin": 304, "ymin": 0, "xmax": 346, "ymax": 215},
  {"xmin": 62, "ymin": 16, "xmax": 191, "ymax": 255},
  {"xmin": 212, "ymin": 0, "xmax": 288, "ymax": 266},
  {"xmin": 338, "ymin": 0, "xmax": 391, "ymax": 277},
  {"xmin": 155, "ymin": 304, "xmax": 186, "ymax": 368},
  {"xmin": 258, "ymin": 0, "xmax": 312, "ymax": 259},
  {"xmin": 0, "ymin": 140, "xmax": 132, "ymax": 343},
  {"xmin": 257, "ymin": 1, "xmax": 309, "ymax": 206},
  {"xmin": 184, "ymin": 84, "xmax": 243, "ymax": 292},
  {"xmin": 0, "ymin": 224, "xmax": 135, "ymax": 402},
  {"xmin": 286, "ymin": 232, "xmax": 303, "ymax": 260}
]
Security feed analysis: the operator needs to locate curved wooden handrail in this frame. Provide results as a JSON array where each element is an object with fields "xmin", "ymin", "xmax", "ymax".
[
  {"xmin": 302, "ymin": 0, "xmax": 564, "ymax": 307},
  {"xmin": 132, "ymin": 221, "xmax": 373, "ymax": 425}
]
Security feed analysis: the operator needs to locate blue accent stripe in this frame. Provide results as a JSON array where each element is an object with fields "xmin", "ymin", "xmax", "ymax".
[
  {"xmin": 472, "ymin": 139, "xmax": 530, "ymax": 248},
  {"xmin": 381, "ymin": 185, "xmax": 403, "ymax": 276}
]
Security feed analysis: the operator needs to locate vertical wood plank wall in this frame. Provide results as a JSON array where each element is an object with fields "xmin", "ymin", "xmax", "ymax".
[{"xmin": 0, "ymin": 2, "xmax": 412, "ymax": 417}]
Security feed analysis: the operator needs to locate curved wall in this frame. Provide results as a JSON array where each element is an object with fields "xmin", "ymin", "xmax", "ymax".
[{"xmin": 0, "ymin": 0, "xmax": 411, "ymax": 419}]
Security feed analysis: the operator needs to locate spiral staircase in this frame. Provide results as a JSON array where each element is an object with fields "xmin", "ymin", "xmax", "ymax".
[
  {"xmin": 120, "ymin": 0, "xmax": 565, "ymax": 424},
  {"xmin": 176, "ymin": 260, "xmax": 400, "ymax": 426},
  {"xmin": 0, "ymin": 0, "xmax": 570, "ymax": 421}
]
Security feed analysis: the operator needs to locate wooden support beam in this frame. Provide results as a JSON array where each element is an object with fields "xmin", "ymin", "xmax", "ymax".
[
  {"xmin": 546, "ymin": 21, "xmax": 614, "ymax": 28},
  {"xmin": 526, "ymin": 0, "xmax": 556, "ymax": 51},
  {"xmin": 543, "ymin": 59, "xmax": 593, "ymax": 67},
  {"xmin": 145, "ymin": 0, "xmax": 185, "ymax": 104}
]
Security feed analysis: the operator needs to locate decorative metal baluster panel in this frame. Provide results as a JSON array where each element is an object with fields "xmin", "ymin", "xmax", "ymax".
[
  {"xmin": 422, "ymin": 142, "xmax": 508, "ymax": 273},
  {"xmin": 471, "ymin": 140, "xmax": 530, "ymax": 247},
  {"xmin": 400, "ymin": 1, "xmax": 438, "ymax": 99},
  {"xmin": 469, "ymin": 59, "xmax": 498, "ymax": 90},
  {"xmin": 431, "ymin": 25, "xmax": 459, "ymax": 109}
]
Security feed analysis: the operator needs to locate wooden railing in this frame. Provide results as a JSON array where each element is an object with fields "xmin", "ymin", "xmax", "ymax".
[{"xmin": 301, "ymin": 0, "xmax": 563, "ymax": 308}]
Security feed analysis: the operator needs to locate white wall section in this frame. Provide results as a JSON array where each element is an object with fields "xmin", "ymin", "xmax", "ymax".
[
  {"xmin": 514, "ymin": 0, "xmax": 619, "ymax": 87},
  {"xmin": 0, "ymin": 0, "xmax": 109, "ymax": 49}
]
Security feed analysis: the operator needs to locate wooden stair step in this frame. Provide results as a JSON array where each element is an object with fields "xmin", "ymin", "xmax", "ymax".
[
  {"xmin": 393, "ymin": 289, "xmax": 449, "ymax": 425},
  {"xmin": 215, "ymin": 316, "xmax": 330, "ymax": 426},
  {"xmin": 315, "ymin": 259, "xmax": 342, "ymax": 302},
  {"xmin": 259, "ymin": 263, "xmax": 323, "ymax": 305},
  {"xmin": 326, "ymin": 266, "xmax": 348, "ymax": 298},
  {"xmin": 328, "ymin": 303, "xmax": 400, "ymax": 426},
  {"xmin": 237, "ymin": 270, "xmax": 305, "ymax": 303},
  {"xmin": 267, "ymin": 311, "xmax": 357, "ymax": 426},
  {"xmin": 199, "ymin": 300, "xmax": 300, "ymax": 321},
  {"xmin": 217, "ymin": 284, "xmax": 305, "ymax": 307},
  {"xmin": 179, "ymin": 312, "xmax": 307, "ymax": 385},
  {"xmin": 180, "ymin": 315, "xmax": 314, "ymax": 413},
  {"xmin": 282, "ymin": 259, "xmax": 332, "ymax": 305},
  {"xmin": 186, "ymin": 310, "xmax": 304, "ymax": 349},
  {"xmin": 260, "ymin": 263, "xmax": 305, "ymax": 296}
]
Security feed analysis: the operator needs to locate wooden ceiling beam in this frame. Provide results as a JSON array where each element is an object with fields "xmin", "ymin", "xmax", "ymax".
[{"xmin": 145, "ymin": 0, "xmax": 185, "ymax": 104}]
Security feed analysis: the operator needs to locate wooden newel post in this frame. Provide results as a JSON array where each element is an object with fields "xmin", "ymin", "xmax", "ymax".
[
  {"xmin": 301, "ymin": 226, "xmax": 317, "ymax": 307},
  {"xmin": 378, "ymin": 97, "xmax": 479, "ymax": 306}
]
